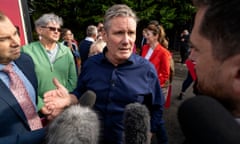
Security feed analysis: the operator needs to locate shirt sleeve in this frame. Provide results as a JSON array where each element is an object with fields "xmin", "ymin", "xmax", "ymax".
[
  {"xmin": 158, "ymin": 51, "xmax": 171, "ymax": 87},
  {"xmin": 148, "ymin": 65, "xmax": 166, "ymax": 132}
]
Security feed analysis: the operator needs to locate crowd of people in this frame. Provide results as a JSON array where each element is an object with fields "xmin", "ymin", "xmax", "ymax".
[{"xmin": 1, "ymin": 0, "xmax": 239, "ymax": 143}]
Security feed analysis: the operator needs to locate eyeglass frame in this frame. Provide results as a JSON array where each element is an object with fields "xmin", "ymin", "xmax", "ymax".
[{"xmin": 41, "ymin": 26, "xmax": 61, "ymax": 32}]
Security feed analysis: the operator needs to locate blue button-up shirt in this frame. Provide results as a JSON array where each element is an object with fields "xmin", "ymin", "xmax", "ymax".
[{"xmin": 72, "ymin": 51, "xmax": 166, "ymax": 144}]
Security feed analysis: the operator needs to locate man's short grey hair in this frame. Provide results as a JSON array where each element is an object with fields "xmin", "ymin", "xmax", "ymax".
[
  {"xmin": 86, "ymin": 25, "xmax": 98, "ymax": 37},
  {"xmin": 103, "ymin": 4, "xmax": 138, "ymax": 31},
  {"xmin": 34, "ymin": 13, "xmax": 63, "ymax": 28}
]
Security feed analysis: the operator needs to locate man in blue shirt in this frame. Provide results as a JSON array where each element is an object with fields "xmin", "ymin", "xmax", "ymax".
[{"xmin": 43, "ymin": 4, "xmax": 168, "ymax": 144}]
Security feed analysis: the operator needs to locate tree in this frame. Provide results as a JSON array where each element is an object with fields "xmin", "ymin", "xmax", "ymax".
[{"xmin": 28, "ymin": 0, "xmax": 195, "ymax": 49}]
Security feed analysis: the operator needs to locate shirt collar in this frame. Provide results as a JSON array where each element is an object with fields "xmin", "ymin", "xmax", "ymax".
[
  {"xmin": 85, "ymin": 37, "xmax": 95, "ymax": 42},
  {"xmin": 0, "ymin": 61, "xmax": 15, "ymax": 71},
  {"xmin": 101, "ymin": 47, "xmax": 134, "ymax": 65}
]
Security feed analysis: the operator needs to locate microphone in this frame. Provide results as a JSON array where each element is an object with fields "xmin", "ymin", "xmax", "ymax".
[
  {"xmin": 45, "ymin": 104, "xmax": 100, "ymax": 144},
  {"xmin": 123, "ymin": 102, "xmax": 151, "ymax": 144},
  {"xmin": 178, "ymin": 95, "xmax": 240, "ymax": 144},
  {"xmin": 79, "ymin": 90, "xmax": 96, "ymax": 108}
]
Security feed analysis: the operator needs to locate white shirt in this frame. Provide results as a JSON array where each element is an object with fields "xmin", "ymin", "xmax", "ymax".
[{"xmin": 144, "ymin": 47, "xmax": 154, "ymax": 60}]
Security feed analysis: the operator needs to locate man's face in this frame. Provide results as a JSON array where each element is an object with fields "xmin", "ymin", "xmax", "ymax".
[
  {"xmin": 103, "ymin": 16, "xmax": 136, "ymax": 65},
  {"xmin": 0, "ymin": 18, "xmax": 21, "ymax": 64},
  {"xmin": 190, "ymin": 7, "xmax": 236, "ymax": 100}
]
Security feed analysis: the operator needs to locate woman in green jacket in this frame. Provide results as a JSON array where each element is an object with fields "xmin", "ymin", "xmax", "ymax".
[{"xmin": 22, "ymin": 13, "xmax": 77, "ymax": 114}]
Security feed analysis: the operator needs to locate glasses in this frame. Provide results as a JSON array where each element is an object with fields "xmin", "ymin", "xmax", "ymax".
[{"xmin": 41, "ymin": 26, "xmax": 61, "ymax": 32}]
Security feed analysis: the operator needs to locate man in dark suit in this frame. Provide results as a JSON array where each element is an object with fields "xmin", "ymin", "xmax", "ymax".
[
  {"xmin": 79, "ymin": 25, "xmax": 98, "ymax": 67},
  {"xmin": 0, "ymin": 11, "xmax": 45, "ymax": 144}
]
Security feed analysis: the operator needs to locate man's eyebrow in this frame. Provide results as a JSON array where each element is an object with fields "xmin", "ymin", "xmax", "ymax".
[
  {"xmin": 0, "ymin": 35, "xmax": 9, "ymax": 39},
  {"xmin": 0, "ymin": 29, "xmax": 18, "ymax": 40}
]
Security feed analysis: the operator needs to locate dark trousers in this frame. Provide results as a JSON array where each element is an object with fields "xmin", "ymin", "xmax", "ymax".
[
  {"xmin": 180, "ymin": 47, "xmax": 188, "ymax": 63},
  {"xmin": 181, "ymin": 71, "xmax": 193, "ymax": 92}
]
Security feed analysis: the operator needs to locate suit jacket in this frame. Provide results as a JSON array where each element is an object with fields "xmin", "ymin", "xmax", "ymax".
[
  {"xmin": 0, "ymin": 53, "xmax": 45, "ymax": 144},
  {"xmin": 141, "ymin": 44, "xmax": 171, "ymax": 87},
  {"xmin": 79, "ymin": 39, "xmax": 93, "ymax": 66}
]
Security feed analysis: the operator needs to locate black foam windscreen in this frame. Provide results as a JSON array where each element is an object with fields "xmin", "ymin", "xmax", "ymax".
[
  {"xmin": 178, "ymin": 95, "xmax": 240, "ymax": 144},
  {"xmin": 124, "ymin": 102, "xmax": 151, "ymax": 144},
  {"xmin": 79, "ymin": 90, "xmax": 96, "ymax": 108}
]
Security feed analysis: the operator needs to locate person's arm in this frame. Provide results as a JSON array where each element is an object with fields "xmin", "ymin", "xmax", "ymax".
[
  {"xmin": 0, "ymin": 128, "xmax": 45, "ymax": 144},
  {"xmin": 158, "ymin": 51, "xmax": 171, "ymax": 87},
  {"xmin": 148, "ymin": 67, "xmax": 168, "ymax": 144},
  {"xmin": 42, "ymin": 78, "xmax": 78, "ymax": 120}
]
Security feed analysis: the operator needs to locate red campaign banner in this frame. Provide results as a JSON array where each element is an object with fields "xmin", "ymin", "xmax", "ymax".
[{"xmin": 0, "ymin": 0, "xmax": 28, "ymax": 45}]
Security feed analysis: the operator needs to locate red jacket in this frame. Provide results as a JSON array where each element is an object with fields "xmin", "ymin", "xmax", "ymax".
[{"xmin": 141, "ymin": 43, "xmax": 171, "ymax": 87}]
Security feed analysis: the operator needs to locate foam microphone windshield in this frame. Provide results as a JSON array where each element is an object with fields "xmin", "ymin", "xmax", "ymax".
[
  {"xmin": 124, "ymin": 102, "xmax": 151, "ymax": 144},
  {"xmin": 79, "ymin": 90, "xmax": 96, "ymax": 108},
  {"xmin": 178, "ymin": 95, "xmax": 240, "ymax": 144},
  {"xmin": 45, "ymin": 104, "xmax": 100, "ymax": 144}
]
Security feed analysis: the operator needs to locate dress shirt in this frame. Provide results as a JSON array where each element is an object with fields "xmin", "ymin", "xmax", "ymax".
[
  {"xmin": 0, "ymin": 62, "xmax": 37, "ymax": 110},
  {"xmin": 71, "ymin": 49, "xmax": 166, "ymax": 144}
]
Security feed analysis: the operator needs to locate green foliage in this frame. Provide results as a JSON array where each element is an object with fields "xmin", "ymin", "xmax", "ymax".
[
  {"xmin": 28, "ymin": 0, "xmax": 195, "ymax": 41},
  {"xmin": 159, "ymin": 6, "xmax": 177, "ymax": 29}
]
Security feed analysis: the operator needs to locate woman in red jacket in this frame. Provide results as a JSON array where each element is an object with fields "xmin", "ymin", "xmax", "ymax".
[{"xmin": 141, "ymin": 23, "xmax": 171, "ymax": 100}]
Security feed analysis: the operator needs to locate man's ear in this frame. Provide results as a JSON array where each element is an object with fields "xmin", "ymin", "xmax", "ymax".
[{"xmin": 231, "ymin": 55, "xmax": 240, "ymax": 94}]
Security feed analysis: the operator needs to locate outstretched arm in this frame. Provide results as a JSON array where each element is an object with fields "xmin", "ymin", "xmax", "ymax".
[{"xmin": 41, "ymin": 78, "xmax": 78, "ymax": 120}]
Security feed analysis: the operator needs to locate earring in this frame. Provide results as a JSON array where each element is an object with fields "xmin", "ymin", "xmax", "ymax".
[{"xmin": 38, "ymin": 35, "xmax": 42, "ymax": 40}]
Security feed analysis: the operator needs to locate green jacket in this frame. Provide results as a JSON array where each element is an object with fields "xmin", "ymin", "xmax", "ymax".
[{"xmin": 22, "ymin": 41, "xmax": 77, "ymax": 110}]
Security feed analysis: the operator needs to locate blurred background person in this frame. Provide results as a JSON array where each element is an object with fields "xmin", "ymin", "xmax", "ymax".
[
  {"xmin": 179, "ymin": 29, "xmax": 190, "ymax": 64},
  {"xmin": 97, "ymin": 22, "xmax": 104, "ymax": 40},
  {"xmin": 141, "ymin": 22, "xmax": 171, "ymax": 100},
  {"xmin": 21, "ymin": 13, "xmax": 77, "ymax": 116},
  {"xmin": 79, "ymin": 25, "xmax": 98, "ymax": 68},
  {"xmin": 97, "ymin": 22, "xmax": 104, "ymax": 32},
  {"xmin": 177, "ymin": 46, "xmax": 199, "ymax": 100},
  {"xmin": 61, "ymin": 28, "xmax": 80, "ymax": 74},
  {"xmin": 88, "ymin": 38, "xmax": 106, "ymax": 57}
]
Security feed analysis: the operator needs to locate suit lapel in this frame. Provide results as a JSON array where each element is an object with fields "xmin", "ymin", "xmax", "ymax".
[{"xmin": 0, "ymin": 80, "xmax": 29, "ymax": 127}]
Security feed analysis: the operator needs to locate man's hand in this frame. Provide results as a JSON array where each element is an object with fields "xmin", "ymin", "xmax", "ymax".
[{"xmin": 42, "ymin": 78, "xmax": 71, "ymax": 120}]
